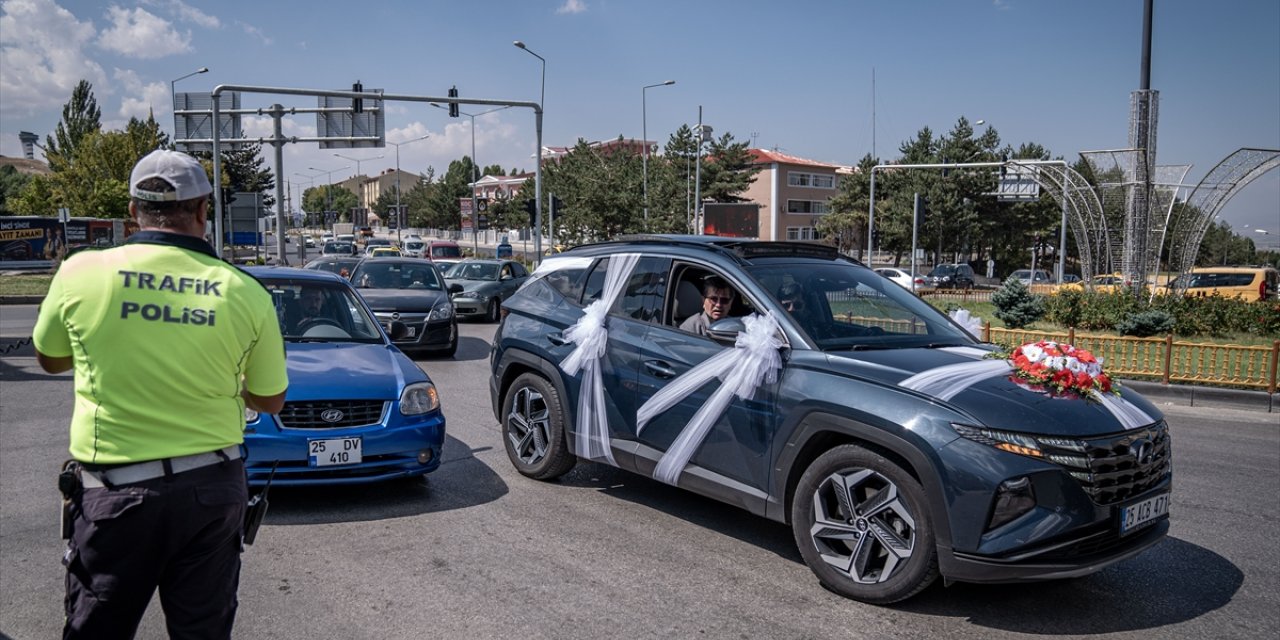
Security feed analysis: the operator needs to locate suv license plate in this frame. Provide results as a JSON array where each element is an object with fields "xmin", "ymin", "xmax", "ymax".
[
  {"xmin": 308, "ymin": 437, "xmax": 362, "ymax": 467},
  {"xmin": 1120, "ymin": 492, "xmax": 1170, "ymax": 536}
]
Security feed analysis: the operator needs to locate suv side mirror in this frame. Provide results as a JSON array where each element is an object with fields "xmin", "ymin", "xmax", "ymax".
[{"xmin": 706, "ymin": 317, "xmax": 746, "ymax": 344}]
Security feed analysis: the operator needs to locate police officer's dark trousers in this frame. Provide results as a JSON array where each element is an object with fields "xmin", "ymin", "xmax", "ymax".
[{"xmin": 63, "ymin": 458, "xmax": 247, "ymax": 640}]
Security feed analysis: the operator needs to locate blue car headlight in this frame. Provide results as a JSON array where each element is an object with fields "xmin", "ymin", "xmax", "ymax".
[
  {"xmin": 428, "ymin": 303, "xmax": 454, "ymax": 321},
  {"xmin": 244, "ymin": 407, "xmax": 259, "ymax": 424},
  {"xmin": 400, "ymin": 382, "xmax": 440, "ymax": 415}
]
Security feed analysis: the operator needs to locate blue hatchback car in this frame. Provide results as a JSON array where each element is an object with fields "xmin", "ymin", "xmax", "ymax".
[{"xmin": 243, "ymin": 267, "xmax": 446, "ymax": 486}]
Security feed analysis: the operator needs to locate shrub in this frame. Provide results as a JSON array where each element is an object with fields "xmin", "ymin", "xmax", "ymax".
[
  {"xmin": 1115, "ymin": 310, "xmax": 1175, "ymax": 337},
  {"xmin": 992, "ymin": 277, "xmax": 1045, "ymax": 329}
]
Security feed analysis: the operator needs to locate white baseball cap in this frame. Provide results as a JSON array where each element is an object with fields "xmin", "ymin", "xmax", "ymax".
[{"xmin": 129, "ymin": 149, "xmax": 213, "ymax": 202}]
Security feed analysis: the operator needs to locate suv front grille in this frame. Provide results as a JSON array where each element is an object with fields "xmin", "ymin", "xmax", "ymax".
[
  {"xmin": 1043, "ymin": 421, "xmax": 1171, "ymax": 505},
  {"xmin": 278, "ymin": 400, "xmax": 387, "ymax": 429}
]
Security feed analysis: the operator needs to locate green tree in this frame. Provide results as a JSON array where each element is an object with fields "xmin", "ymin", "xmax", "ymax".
[
  {"xmin": 822, "ymin": 153, "xmax": 876, "ymax": 257},
  {"xmin": 699, "ymin": 132, "xmax": 761, "ymax": 203},
  {"xmin": 1196, "ymin": 220, "xmax": 1256, "ymax": 266},
  {"xmin": 11, "ymin": 174, "xmax": 57, "ymax": 216},
  {"xmin": 44, "ymin": 80, "xmax": 102, "ymax": 172},
  {"xmin": 193, "ymin": 143, "xmax": 275, "ymax": 208},
  {"xmin": 991, "ymin": 276, "xmax": 1045, "ymax": 329},
  {"xmin": 0, "ymin": 165, "xmax": 32, "ymax": 215},
  {"xmin": 50, "ymin": 124, "xmax": 166, "ymax": 219},
  {"xmin": 303, "ymin": 185, "xmax": 357, "ymax": 220}
]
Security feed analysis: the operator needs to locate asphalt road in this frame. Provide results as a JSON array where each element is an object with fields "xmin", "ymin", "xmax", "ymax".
[{"xmin": 2, "ymin": 309, "xmax": 1278, "ymax": 640}]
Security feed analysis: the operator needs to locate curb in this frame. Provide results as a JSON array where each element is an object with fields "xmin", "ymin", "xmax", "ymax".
[{"xmin": 1120, "ymin": 379, "xmax": 1276, "ymax": 414}]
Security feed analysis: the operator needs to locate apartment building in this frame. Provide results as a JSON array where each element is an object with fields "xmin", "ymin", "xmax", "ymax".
[{"xmin": 739, "ymin": 149, "xmax": 848, "ymax": 241}]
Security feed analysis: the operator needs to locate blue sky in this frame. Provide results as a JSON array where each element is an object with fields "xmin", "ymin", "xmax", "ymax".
[{"xmin": 2, "ymin": 0, "xmax": 1277, "ymax": 246}]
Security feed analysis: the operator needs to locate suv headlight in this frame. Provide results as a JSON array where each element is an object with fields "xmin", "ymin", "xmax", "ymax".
[
  {"xmin": 952, "ymin": 424, "xmax": 1087, "ymax": 463},
  {"xmin": 428, "ymin": 303, "xmax": 454, "ymax": 321},
  {"xmin": 400, "ymin": 382, "xmax": 440, "ymax": 415}
]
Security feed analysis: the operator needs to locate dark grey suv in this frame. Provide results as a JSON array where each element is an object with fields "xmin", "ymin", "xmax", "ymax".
[{"xmin": 489, "ymin": 236, "xmax": 1170, "ymax": 603}]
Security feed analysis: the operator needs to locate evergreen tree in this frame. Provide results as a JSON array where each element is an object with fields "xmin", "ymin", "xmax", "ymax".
[
  {"xmin": 699, "ymin": 132, "xmax": 760, "ymax": 203},
  {"xmin": 193, "ymin": 143, "xmax": 275, "ymax": 208},
  {"xmin": 45, "ymin": 80, "xmax": 102, "ymax": 172},
  {"xmin": 992, "ymin": 276, "xmax": 1046, "ymax": 329}
]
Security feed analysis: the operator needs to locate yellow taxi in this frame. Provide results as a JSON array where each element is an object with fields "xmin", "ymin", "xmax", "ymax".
[
  {"xmin": 1167, "ymin": 267, "xmax": 1279, "ymax": 302},
  {"xmin": 369, "ymin": 247, "xmax": 403, "ymax": 258},
  {"xmin": 1057, "ymin": 273, "xmax": 1129, "ymax": 294}
]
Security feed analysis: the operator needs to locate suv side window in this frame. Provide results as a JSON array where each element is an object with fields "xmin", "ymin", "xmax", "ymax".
[{"xmin": 618, "ymin": 257, "xmax": 671, "ymax": 323}]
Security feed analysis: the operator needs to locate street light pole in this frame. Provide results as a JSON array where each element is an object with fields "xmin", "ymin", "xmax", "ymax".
[
  {"xmin": 431, "ymin": 103, "xmax": 511, "ymax": 254},
  {"xmin": 642, "ymin": 80, "xmax": 675, "ymax": 228},
  {"xmin": 308, "ymin": 165, "xmax": 349, "ymax": 220},
  {"xmin": 515, "ymin": 40, "xmax": 546, "ymax": 261},
  {"xmin": 332, "ymin": 152, "xmax": 384, "ymax": 216},
  {"xmin": 387, "ymin": 134, "xmax": 430, "ymax": 245}
]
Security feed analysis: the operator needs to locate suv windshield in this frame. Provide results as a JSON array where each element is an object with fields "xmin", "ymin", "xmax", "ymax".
[
  {"xmin": 261, "ymin": 279, "xmax": 383, "ymax": 343},
  {"xmin": 747, "ymin": 262, "xmax": 975, "ymax": 351}
]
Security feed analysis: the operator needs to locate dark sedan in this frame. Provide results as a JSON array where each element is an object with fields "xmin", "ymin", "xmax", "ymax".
[
  {"xmin": 304, "ymin": 256, "xmax": 361, "ymax": 278},
  {"xmin": 350, "ymin": 258, "xmax": 458, "ymax": 357},
  {"xmin": 443, "ymin": 259, "xmax": 530, "ymax": 322}
]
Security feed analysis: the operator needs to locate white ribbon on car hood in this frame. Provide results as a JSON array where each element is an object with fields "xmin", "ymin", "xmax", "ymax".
[
  {"xmin": 636, "ymin": 313, "xmax": 784, "ymax": 485},
  {"xmin": 559, "ymin": 253, "xmax": 641, "ymax": 464},
  {"xmin": 899, "ymin": 346, "xmax": 1156, "ymax": 429}
]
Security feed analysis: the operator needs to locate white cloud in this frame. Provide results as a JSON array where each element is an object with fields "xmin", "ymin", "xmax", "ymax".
[
  {"xmin": 97, "ymin": 5, "xmax": 191, "ymax": 59},
  {"xmin": 139, "ymin": 0, "xmax": 219, "ymax": 29},
  {"xmin": 0, "ymin": 0, "xmax": 107, "ymax": 115},
  {"xmin": 556, "ymin": 0, "xmax": 586, "ymax": 14},
  {"xmin": 238, "ymin": 21, "xmax": 272, "ymax": 46},
  {"xmin": 110, "ymin": 68, "xmax": 169, "ymax": 126}
]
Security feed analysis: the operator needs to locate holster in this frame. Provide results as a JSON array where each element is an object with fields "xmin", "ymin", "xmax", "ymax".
[{"xmin": 58, "ymin": 460, "xmax": 82, "ymax": 540}]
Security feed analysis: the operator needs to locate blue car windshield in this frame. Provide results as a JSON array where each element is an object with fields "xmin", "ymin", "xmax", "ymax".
[
  {"xmin": 446, "ymin": 262, "xmax": 499, "ymax": 281},
  {"xmin": 747, "ymin": 262, "xmax": 976, "ymax": 351},
  {"xmin": 352, "ymin": 263, "xmax": 444, "ymax": 290},
  {"xmin": 261, "ymin": 280, "xmax": 384, "ymax": 343}
]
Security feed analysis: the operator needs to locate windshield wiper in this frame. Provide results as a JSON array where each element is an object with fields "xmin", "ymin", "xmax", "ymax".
[
  {"xmin": 919, "ymin": 342, "xmax": 967, "ymax": 349},
  {"xmin": 835, "ymin": 344, "xmax": 895, "ymax": 352}
]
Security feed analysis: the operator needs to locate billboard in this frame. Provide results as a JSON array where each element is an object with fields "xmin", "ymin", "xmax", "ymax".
[
  {"xmin": 702, "ymin": 203, "xmax": 760, "ymax": 238},
  {"xmin": 1, "ymin": 217, "xmax": 62, "ymax": 262}
]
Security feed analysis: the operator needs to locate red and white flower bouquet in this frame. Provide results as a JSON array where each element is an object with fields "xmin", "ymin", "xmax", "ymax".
[{"xmin": 1000, "ymin": 340, "xmax": 1120, "ymax": 400}]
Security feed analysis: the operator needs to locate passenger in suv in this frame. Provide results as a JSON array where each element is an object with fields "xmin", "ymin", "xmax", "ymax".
[
  {"xmin": 926, "ymin": 263, "xmax": 975, "ymax": 289},
  {"xmin": 489, "ymin": 236, "xmax": 1170, "ymax": 604}
]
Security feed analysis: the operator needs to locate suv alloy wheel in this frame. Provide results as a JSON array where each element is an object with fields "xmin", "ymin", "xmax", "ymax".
[
  {"xmin": 791, "ymin": 445, "xmax": 939, "ymax": 604},
  {"xmin": 502, "ymin": 373, "xmax": 576, "ymax": 480}
]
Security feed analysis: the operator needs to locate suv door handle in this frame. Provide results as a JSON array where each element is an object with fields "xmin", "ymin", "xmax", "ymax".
[
  {"xmin": 644, "ymin": 360, "xmax": 678, "ymax": 378},
  {"xmin": 546, "ymin": 332, "xmax": 569, "ymax": 346}
]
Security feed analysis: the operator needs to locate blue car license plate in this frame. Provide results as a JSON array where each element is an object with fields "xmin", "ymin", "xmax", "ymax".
[
  {"xmin": 308, "ymin": 437, "xmax": 362, "ymax": 467},
  {"xmin": 1120, "ymin": 491, "xmax": 1170, "ymax": 536}
]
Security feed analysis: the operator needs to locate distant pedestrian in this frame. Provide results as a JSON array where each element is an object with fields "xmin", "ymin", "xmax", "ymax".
[{"xmin": 32, "ymin": 149, "xmax": 289, "ymax": 639}]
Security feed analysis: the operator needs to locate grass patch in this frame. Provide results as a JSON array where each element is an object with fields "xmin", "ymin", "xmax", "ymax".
[{"xmin": 0, "ymin": 274, "xmax": 54, "ymax": 297}]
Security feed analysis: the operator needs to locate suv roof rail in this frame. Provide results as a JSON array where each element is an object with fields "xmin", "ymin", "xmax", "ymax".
[{"xmin": 587, "ymin": 235, "xmax": 858, "ymax": 264}]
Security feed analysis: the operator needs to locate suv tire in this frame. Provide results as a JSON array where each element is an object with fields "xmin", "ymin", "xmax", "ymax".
[
  {"xmin": 791, "ymin": 444, "xmax": 939, "ymax": 604},
  {"xmin": 502, "ymin": 373, "xmax": 577, "ymax": 480}
]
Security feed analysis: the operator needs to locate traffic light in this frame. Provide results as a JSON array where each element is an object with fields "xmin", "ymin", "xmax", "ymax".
[
  {"xmin": 448, "ymin": 86, "xmax": 459, "ymax": 118},
  {"xmin": 1000, "ymin": 153, "xmax": 1009, "ymax": 178},
  {"xmin": 222, "ymin": 187, "xmax": 237, "ymax": 207},
  {"xmin": 550, "ymin": 194, "xmax": 564, "ymax": 212},
  {"xmin": 352, "ymin": 81, "xmax": 364, "ymax": 114},
  {"xmin": 523, "ymin": 199, "xmax": 537, "ymax": 216}
]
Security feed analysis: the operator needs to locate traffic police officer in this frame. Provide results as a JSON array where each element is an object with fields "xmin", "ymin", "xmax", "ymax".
[{"xmin": 33, "ymin": 149, "xmax": 289, "ymax": 639}]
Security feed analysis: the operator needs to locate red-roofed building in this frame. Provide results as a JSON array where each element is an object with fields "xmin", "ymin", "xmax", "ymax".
[{"xmin": 736, "ymin": 149, "xmax": 851, "ymax": 241}]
